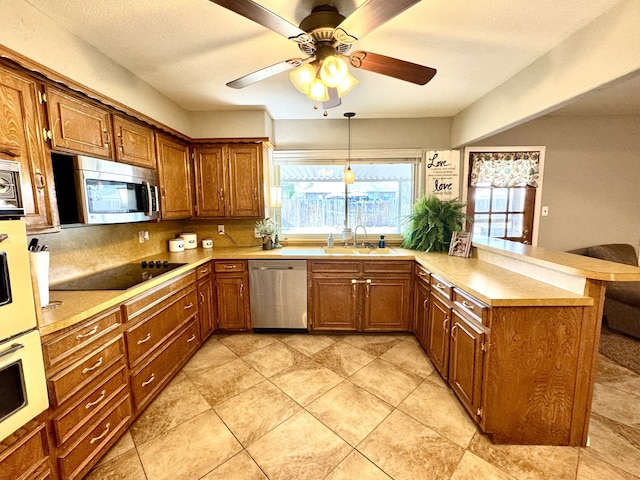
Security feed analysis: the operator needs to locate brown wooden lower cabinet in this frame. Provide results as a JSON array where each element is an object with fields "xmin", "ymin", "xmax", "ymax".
[
  {"xmin": 0, "ymin": 418, "xmax": 52, "ymax": 480},
  {"xmin": 412, "ymin": 264, "xmax": 430, "ymax": 350},
  {"xmin": 308, "ymin": 260, "xmax": 413, "ymax": 332},
  {"xmin": 214, "ymin": 260, "xmax": 250, "ymax": 331},
  {"xmin": 196, "ymin": 262, "xmax": 215, "ymax": 339}
]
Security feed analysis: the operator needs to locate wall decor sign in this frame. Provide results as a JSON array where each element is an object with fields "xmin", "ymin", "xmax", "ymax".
[{"xmin": 425, "ymin": 150, "xmax": 460, "ymax": 200}]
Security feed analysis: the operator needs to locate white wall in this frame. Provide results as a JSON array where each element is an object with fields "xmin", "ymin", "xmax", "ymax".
[
  {"xmin": 1, "ymin": 0, "xmax": 190, "ymax": 134},
  {"xmin": 452, "ymin": 0, "xmax": 640, "ymax": 147},
  {"xmin": 475, "ymin": 114, "xmax": 640, "ymax": 251},
  {"xmin": 189, "ymin": 110, "xmax": 274, "ymax": 140},
  {"xmin": 274, "ymin": 117, "xmax": 451, "ymax": 150}
]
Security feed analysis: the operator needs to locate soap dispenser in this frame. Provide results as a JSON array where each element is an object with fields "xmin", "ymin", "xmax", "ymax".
[
  {"xmin": 378, "ymin": 235, "xmax": 385, "ymax": 248},
  {"xmin": 327, "ymin": 233, "xmax": 334, "ymax": 247}
]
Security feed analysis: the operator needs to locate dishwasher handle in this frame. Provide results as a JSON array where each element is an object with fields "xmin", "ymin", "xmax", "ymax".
[{"xmin": 254, "ymin": 266, "xmax": 295, "ymax": 271}]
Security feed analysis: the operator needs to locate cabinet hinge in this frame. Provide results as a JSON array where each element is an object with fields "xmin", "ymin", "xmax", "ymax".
[
  {"xmin": 191, "ymin": 152, "xmax": 195, "ymax": 161},
  {"xmin": 476, "ymin": 406, "xmax": 483, "ymax": 418},
  {"xmin": 42, "ymin": 128, "xmax": 52, "ymax": 142},
  {"xmin": 480, "ymin": 342, "xmax": 487, "ymax": 353},
  {"xmin": 38, "ymin": 90, "xmax": 47, "ymax": 104}
]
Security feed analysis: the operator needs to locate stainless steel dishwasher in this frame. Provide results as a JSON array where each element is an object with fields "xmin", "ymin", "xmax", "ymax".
[{"xmin": 248, "ymin": 259, "xmax": 308, "ymax": 330}]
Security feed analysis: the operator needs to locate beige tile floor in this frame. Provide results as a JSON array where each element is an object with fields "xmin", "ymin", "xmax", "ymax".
[{"xmin": 86, "ymin": 333, "xmax": 640, "ymax": 480}]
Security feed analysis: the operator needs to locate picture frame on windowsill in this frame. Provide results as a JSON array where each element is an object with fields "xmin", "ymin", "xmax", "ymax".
[{"xmin": 449, "ymin": 231, "xmax": 472, "ymax": 257}]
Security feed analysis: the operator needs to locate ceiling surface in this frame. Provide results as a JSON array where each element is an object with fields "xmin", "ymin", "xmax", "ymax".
[{"xmin": 22, "ymin": 0, "xmax": 637, "ymax": 120}]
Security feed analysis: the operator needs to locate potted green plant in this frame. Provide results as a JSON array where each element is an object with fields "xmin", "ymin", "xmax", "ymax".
[
  {"xmin": 255, "ymin": 217, "xmax": 277, "ymax": 250},
  {"xmin": 401, "ymin": 195, "xmax": 469, "ymax": 252}
]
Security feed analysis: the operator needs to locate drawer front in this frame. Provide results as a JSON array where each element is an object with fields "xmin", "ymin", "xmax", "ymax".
[
  {"xmin": 130, "ymin": 318, "xmax": 200, "ymax": 412},
  {"xmin": 214, "ymin": 260, "xmax": 246, "ymax": 273},
  {"xmin": 414, "ymin": 264, "xmax": 430, "ymax": 286},
  {"xmin": 196, "ymin": 262, "xmax": 212, "ymax": 280},
  {"xmin": 453, "ymin": 288, "xmax": 490, "ymax": 326},
  {"xmin": 125, "ymin": 288, "xmax": 198, "ymax": 367},
  {"xmin": 0, "ymin": 422, "xmax": 49, "ymax": 480},
  {"xmin": 51, "ymin": 363, "xmax": 128, "ymax": 446},
  {"xmin": 309, "ymin": 261, "xmax": 360, "ymax": 273},
  {"xmin": 42, "ymin": 308, "xmax": 122, "ymax": 372},
  {"xmin": 362, "ymin": 260, "xmax": 413, "ymax": 274},
  {"xmin": 57, "ymin": 393, "xmax": 132, "ymax": 480},
  {"xmin": 123, "ymin": 271, "xmax": 196, "ymax": 322},
  {"xmin": 430, "ymin": 274, "xmax": 453, "ymax": 300},
  {"xmin": 48, "ymin": 336, "xmax": 125, "ymax": 407}
]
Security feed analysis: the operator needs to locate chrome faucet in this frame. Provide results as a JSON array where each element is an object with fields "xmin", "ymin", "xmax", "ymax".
[{"xmin": 353, "ymin": 224, "xmax": 367, "ymax": 247}]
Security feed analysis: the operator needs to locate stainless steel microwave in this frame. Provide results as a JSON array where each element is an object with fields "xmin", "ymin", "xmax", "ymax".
[
  {"xmin": 52, "ymin": 154, "xmax": 160, "ymax": 225},
  {"xmin": 0, "ymin": 159, "xmax": 25, "ymax": 218}
]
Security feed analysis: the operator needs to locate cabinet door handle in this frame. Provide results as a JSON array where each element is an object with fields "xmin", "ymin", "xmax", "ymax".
[
  {"xmin": 219, "ymin": 188, "xmax": 224, "ymax": 200},
  {"xmin": 423, "ymin": 299, "xmax": 428, "ymax": 310},
  {"xmin": 253, "ymin": 187, "xmax": 258, "ymax": 200},
  {"xmin": 141, "ymin": 373, "xmax": 155, "ymax": 387},
  {"xmin": 461, "ymin": 300, "xmax": 475, "ymax": 310},
  {"xmin": 200, "ymin": 292, "xmax": 205, "ymax": 303},
  {"xmin": 443, "ymin": 317, "xmax": 449, "ymax": 332},
  {"xmin": 82, "ymin": 356, "xmax": 103, "ymax": 374},
  {"xmin": 35, "ymin": 169, "xmax": 45, "ymax": 191},
  {"xmin": 137, "ymin": 332, "xmax": 152, "ymax": 344},
  {"xmin": 351, "ymin": 279, "xmax": 357, "ymax": 298},
  {"xmin": 184, "ymin": 302, "xmax": 194, "ymax": 310},
  {"xmin": 451, "ymin": 324, "xmax": 458, "ymax": 338},
  {"xmin": 76, "ymin": 324, "xmax": 99, "ymax": 340},
  {"xmin": 85, "ymin": 389, "xmax": 107, "ymax": 409},
  {"xmin": 365, "ymin": 278, "xmax": 371, "ymax": 297},
  {"xmin": 187, "ymin": 334, "xmax": 197, "ymax": 343},
  {"xmin": 240, "ymin": 284, "xmax": 244, "ymax": 298},
  {"xmin": 89, "ymin": 423, "xmax": 110, "ymax": 445}
]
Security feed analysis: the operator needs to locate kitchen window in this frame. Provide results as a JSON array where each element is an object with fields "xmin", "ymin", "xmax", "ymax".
[{"xmin": 271, "ymin": 149, "xmax": 424, "ymax": 240}]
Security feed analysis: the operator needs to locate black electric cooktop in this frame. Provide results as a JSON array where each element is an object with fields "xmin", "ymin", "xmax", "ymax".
[{"xmin": 50, "ymin": 260, "xmax": 186, "ymax": 291}]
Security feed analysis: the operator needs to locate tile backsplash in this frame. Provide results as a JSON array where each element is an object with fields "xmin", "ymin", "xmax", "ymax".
[{"xmin": 32, "ymin": 219, "xmax": 261, "ymax": 284}]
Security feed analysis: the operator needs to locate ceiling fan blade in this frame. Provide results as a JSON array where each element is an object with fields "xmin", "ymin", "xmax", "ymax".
[
  {"xmin": 226, "ymin": 58, "xmax": 308, "ymax": 89},
  {"xmin": 209, "ymin": 0, "xmax": 311, "ymax": 43},
  {"xmin": 349, "ymin": 51, "xmax": 436, "ymax": 85},
  {"xmin": 335, "ymin": 0, "xmax": 421, "ymax": 41},
  {"xmin": 323, "ymin": 88, "xmax": 341, "ymax": 109}
]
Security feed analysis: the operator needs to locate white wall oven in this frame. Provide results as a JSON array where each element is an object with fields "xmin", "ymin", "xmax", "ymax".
[{"xmin": 0, "ymin": 219, "xmax": 48, "ymax": 441}]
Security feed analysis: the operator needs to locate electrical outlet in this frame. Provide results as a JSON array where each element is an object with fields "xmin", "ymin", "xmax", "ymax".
[
  {"xmin": 542, "ymin": 206, "xmax": 549, "ymax": 216},
  {"xmin": 254, "ymin": 227, "xmax": 261, "ymax": 238},
  {"xmin": 138, "ymin": 230, "xmax": 149, "ymax": 243},
  {"xmin": 217, "ymin": 224, "xmax": 225, "ymax": 235}
]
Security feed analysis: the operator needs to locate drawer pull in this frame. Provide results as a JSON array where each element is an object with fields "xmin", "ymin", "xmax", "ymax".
[
  {"xmin": 85, "ymin": 390, "xmax": 107, "ymax": 409},
  {"xmin": 76, "ymin": 325, "xmax": 99, "ymax": 340},
  {"xmin": 200, "ymin": 268, "xmax": 208, "ymax": 274},
  {"xmin": 222, "ymin": 264, "xmax": 235, "ymax": 269},
  {"xmin": 187, "ymin": 334, "xmax": 197, "ymax": 343},
  {"xmin": 137, "ymin": 332, "xmax": 152, "ymax": 344},
  {"xmin": 418, "ymin": 270, "xmax": 428, "ymax": 277},
  {"xmin": 141, "ymin": 373, "xmax": 155, "ymax": 387},
  {"xmin": 82, "ymin": 356, "xmax": 103, "ymax": 374},
  {"xmin": 184, "ymin": 302, "xmax": 194, "ymax": 310},
  {"xmin": 89, "ymin": 423, "xmax": 110, "ymax": 445},
  {"xmin": 461, "ymin": 300, "xmax": 475, "ymax": 310},
  {"xmin": 435, "ymin": 283, "xmax": 446, "ymax": 290}
]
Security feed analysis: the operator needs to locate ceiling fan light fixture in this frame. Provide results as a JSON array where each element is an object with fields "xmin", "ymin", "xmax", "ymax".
[
  {"xmin": 307, "ymin": 77, "xmax": 329, "ymax": 102},
  {"xmin": 319, "ymin": 55, "xmax": 348, "ymax": 88},
  {"xmin": 289, "ymin": 63, "xmax": 316, "ymax": 95},
  {"xmin": 336, "ymin": 73, "xmax": 359, "ymax": 98}
]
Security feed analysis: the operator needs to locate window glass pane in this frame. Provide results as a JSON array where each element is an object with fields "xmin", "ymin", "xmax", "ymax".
[
  {"xmin": 489, "ymin": 213, "xmax": 506, "ymax": 237},
  {"xmin": 473, "ymin": 214, "xmax": 489, "ymax": 237},
  {"xmin": 474, "ymin": 188, "xmax": 491, "ymax": 213},
  {"xmin": 509, "ymin": 188, "xmax": 525, "ymax": 212},
  {"xmin": 280, "ymin": 163, "xmax": 413, "ymax": 235},
  {"xmin": 491, "ymin": 189, "xmax": 508, "ymax": 212},
  {"xmin": 507, "ymin": 213, "xmax": 523, "ymax": 237}
]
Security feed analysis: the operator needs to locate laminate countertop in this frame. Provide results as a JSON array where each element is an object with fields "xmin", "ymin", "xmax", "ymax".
[{"xmin": 39, "ymin": 241, "xmax": 640, "ymax": 336}]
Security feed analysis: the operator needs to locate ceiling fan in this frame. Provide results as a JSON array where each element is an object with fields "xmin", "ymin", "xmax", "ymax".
[{"xmin": 209, "ymin": 0, "xmax": 437, "ymax": 112}]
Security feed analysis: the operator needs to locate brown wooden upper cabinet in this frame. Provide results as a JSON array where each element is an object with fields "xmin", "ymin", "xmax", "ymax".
[
  {"xmin": 156, "ymin": 134, "xmax": 193, "ymax": 219},
  {"xmin": 0, "ymin": 65, "xmax": 59, "ymax": 233},
  {"xmin": 113, "ymin": 115, "xmax": 156, "ymax": 168},
  {"xmin": 45, "ymin": 85, "xmax": 113, "ymax": 159},
  {"xmin": 192, "ymin": 142, "xmax": 264, "ymax": 218}
]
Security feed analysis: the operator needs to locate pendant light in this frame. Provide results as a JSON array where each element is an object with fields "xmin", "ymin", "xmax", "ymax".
[{"xmin": 344, "ymin": 112, "xmax": 355, "ymax": 184}]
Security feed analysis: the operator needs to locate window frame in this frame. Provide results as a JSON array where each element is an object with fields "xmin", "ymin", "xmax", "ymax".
[{"xmin": 271, "ymin": 149, "xmax": 425, "ymax": 242}]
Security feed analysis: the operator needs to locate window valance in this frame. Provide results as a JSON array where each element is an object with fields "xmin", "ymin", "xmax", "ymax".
[{"xmin": 470, "ymin": 151, "xmax": 540, "ymax": 188}]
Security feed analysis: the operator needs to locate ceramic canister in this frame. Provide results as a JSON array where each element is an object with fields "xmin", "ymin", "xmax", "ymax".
[
  {"xmin": 202, "ymin": 238, "xmax": 213, "ymax": 249},
  {"xmin": 178, "ymin": 232, "xmax": 198, "ymax": 249},
  {"xmin": 168, "ymin": 238, "xmax": 185, "ymax": 252}
]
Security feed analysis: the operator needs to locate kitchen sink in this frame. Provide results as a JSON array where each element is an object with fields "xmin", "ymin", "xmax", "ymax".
[{"xmin": 322, "ymin": 246, "xmax": 396, "ymax": 255}]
